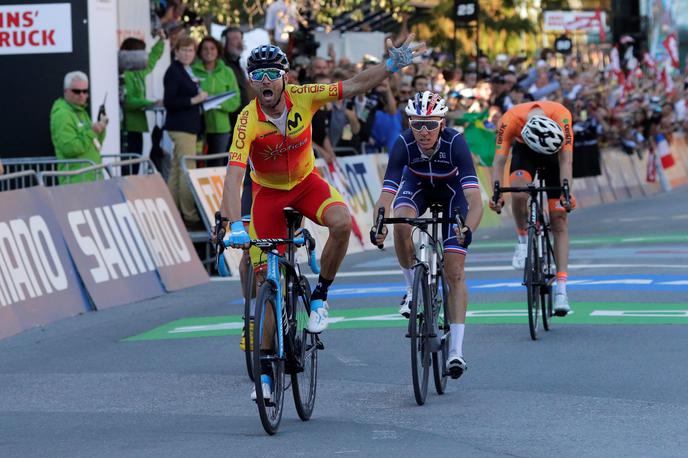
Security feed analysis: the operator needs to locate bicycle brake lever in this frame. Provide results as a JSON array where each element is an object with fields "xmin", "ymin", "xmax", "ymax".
[
  {"xmin": 492, "ymin": 181, "xmax": 502, "ymax": 215},
  {"xmin": 372, "ymin": 207, "xmax": 385, "ymax": 250},
  {"xmin": 562, "ymin": 179, "xmax": 571, "ymax": 213}
]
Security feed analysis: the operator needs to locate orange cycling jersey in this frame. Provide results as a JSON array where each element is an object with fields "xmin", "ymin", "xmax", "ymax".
[
  {"xmin": 229, "ymin": 82, "xmax": 343, "ymax": 190},
  {"xmin": 495, "ymin": 101, "xmax": 574, "ymax": 156}
]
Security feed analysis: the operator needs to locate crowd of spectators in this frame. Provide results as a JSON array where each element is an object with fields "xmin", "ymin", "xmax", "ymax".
[{"xmin": 46, "ymin": 0, "xmax": 688, "ymax": 228}]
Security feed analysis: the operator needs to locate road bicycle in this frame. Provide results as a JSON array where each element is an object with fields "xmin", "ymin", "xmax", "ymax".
[
  {"xmin": 492, "ymin": 173, "xmax": 570, "ymax": 340},
  {"xmin": 215, "ymin": 208, "xmax": 321, "ymax": 434},
  {"xmin": 373, "ymin": 204, "xmax": 462, "ymax": 405}
]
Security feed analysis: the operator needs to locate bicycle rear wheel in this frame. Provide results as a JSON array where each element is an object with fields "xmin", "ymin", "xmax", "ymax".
[
  {"xmin": 541, "ymin": 285, "xmax": 552, "ymax": 331},
  {"xmin": 432, "ymin": 274, "xmax": 449, "ymax": 395},
  {"xmin": 253, "ymin": 281, "xmax": 285, "ymax": 435},
  {"xmin": 410, "ymin": 266, "xmax": 431, "ymax": 405},
  {"xmin": 291, "ymin": 275, "xmax": 318, "ymax": 421},
  {"xmin": 243, "ymin": 264, "xmax": 255, "ymax": 381},
  {"xmin": 526, "ymin": 228, "xmax": 540, "ymax": 341}
]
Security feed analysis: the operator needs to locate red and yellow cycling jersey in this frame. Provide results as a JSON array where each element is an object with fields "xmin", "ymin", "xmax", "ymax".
[
  {"xmin": 229, "ymin": 82, "xmax": 343, "ymax": 191},
  {"xmin": 495, "ymin": 101, "xmax": 574, "ymax": 156}
]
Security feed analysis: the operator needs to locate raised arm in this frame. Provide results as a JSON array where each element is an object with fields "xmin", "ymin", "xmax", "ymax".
[{"xmin": 341, "ymin": 34, "xmax": 425, "ymax": 100}]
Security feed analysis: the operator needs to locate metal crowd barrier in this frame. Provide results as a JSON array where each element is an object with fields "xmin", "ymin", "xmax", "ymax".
[
  {"xmin": 1, "ymin": 157, "xmax": 96, "ymax": 188},
  {"xmin": 0, "ymin": 170, "xmax": 43, "ymax": 191},
  {"xmin": 101, "ymin": 153, "xmax": 151, "ymax": 176},
  {"xmin": 38, "ymin": 163, "xmax": 113, "ymax": 183}
]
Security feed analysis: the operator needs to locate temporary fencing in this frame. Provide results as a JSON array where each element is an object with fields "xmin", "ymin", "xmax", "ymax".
[{"xmin": 0, "ymin": 158, "xmax": 208, "ymax": 339}]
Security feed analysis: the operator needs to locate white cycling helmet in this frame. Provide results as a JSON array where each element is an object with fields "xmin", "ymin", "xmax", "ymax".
[
  {"xmin": 405, "ymin": 91, "xmax": 449, "ymax": 117},
  {"xmin": 521, "ymin": 115, "xmax": 565, "ymax": 155}
]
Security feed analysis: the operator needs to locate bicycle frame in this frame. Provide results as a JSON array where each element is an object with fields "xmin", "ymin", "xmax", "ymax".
[{"xmin": 257, "ymin": 232, "xmax": 307, "ymax": 360}]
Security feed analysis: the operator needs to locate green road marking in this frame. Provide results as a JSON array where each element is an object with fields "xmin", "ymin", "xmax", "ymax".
[
  {"xmin": 471, "ymin": 234, "xmax": 688, "ymax": 250},
  {"xmin": 125, "ymin": 302, "xmax": 688, "ymax": 341}
]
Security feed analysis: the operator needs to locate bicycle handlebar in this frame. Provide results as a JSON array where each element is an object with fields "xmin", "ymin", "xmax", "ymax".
[
  {"xmin": 371, "ymin": 207, "xmax": 465, "ymax": 249},
  {"xmin": 492, "ymin": 179, "xmax": 571, "ymax": 214},
  {"xmin": 213, "ymin": 211, "xmax": 320, "ymax": 276}
]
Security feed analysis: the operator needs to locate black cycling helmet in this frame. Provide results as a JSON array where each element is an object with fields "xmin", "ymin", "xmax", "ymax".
[{"xmin": 247, "ymin": 44, "xmax": 289, "ymax": 73}]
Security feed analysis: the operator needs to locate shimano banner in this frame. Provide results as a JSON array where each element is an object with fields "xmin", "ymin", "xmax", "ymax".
[
  {"xmin": 48, "ymin": 180, "xmax": 164, "ymax": 309},
  {"xmin": 117, "ymin": 174, "xmax": 208, "ymax": 290},
  {"xmin": 0, "ymin": 187, "xmax": 89, "ymax": 339}
]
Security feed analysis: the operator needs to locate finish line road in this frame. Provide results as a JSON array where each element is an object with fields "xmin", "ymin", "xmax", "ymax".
[{"xmin": 1, "ymin": 188, "xmax": 687, "ymax": 457}]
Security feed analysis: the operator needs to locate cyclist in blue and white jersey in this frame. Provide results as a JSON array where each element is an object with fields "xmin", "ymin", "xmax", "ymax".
[{"xmin": 372, "ymin": 91, "xmax": 483, "ymax": 378}]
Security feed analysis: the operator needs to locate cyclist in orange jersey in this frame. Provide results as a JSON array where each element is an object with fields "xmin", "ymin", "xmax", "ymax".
[{"xmin": 489, "ymin": 101, "xmax": 576, "ymax": 316}]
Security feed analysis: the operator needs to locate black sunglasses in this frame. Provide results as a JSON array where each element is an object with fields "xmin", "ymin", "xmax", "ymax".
[{"xmin": 70, "ymin": 89, "xmax": 89, "ymax": 95}]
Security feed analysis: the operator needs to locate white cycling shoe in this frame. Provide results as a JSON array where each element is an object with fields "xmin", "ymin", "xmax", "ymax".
[
  {"xmin": 399, "ymin": 288, "xmax": 413, "ymax": 318},
  {"xmin": 554, "ymin": 293, "xmax": 571, "ymax": 316},
  {"xmin": 307, "ymin": 300, "xmax": 329, "ymax": 333},
  {"xmin": 251, "ymin": 374, "xmax": 273, "ymax": 402},
  {"xmin": 512, "ymin": 243, "xmax": 527, "ymax": 269},
  {"xmin": 446, "ymin": 352, "xmax": 467, "ymax": 379}
]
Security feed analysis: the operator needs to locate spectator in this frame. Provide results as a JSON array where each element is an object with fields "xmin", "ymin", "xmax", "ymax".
[
  {"xmin": 311, "ymin": 75, "xmax": 337, "ymax": 164},
  {"xmin": 264, "ymin": 0, "xmax": 300, "ymax": 52},
  {"xmin": 328, "ymin": 69, "xmax": 360, "ymax": 150},
  {"xmin": 307, "ymin": 56, "xmax": 330, "ymax": 82},
  {"xmin": 50, "ymin": 71, "xmax": 107, "ymax": 183},
  {"xmin": 412, "ymin": 74, "xmax": 429, "ymax": 93},
  {"xmin": 370, "ymin": 79, "xmax": 403, "ymax": 152},
  {"xmin": 349, "ymin": 69, "xmax": 396, "ymax": 153},
  {"xmin": 221, "ymin": 27, "xmax": 253, "ymax": 129},
  {"xmin": 0, "ymin": 158, "xmax": 3, "ymax": 176},
  {"xmin": 193, "ymin": 36, "xmax": 241, "ymax": 166},
  {"xmin": 163, "ymin": 34, "xmax": 207, "ymax": 229},
  {"xmin": 120, "ymin": 34, "xmax": 165, "ymax": 175}
]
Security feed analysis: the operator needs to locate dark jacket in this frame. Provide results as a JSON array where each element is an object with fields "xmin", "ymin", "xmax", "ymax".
[{"xmin": 163, "ymin": 60, "xmax": 202, "ymax": 134}]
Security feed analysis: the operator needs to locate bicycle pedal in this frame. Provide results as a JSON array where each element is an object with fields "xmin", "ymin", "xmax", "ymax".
[{"xmin": 315, "ymin": 338, "xmax": 325, "ymax": 350}]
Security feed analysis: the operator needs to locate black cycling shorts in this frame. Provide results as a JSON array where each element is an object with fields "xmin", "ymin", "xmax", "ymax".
[{"xmin": 509, "ymin": 141, "xmax": 561, "ymax": 199}]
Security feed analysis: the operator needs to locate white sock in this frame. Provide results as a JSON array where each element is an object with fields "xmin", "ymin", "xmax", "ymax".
[
  {"xmin": 401, "ymin": 267, "xmax": 414, "ymax": 289},
  {"xmin": 517, "ymin": 234, "xmax": 527, "ymax": 244},
  {"xmin": 556, "ymin": 280, "xmax": 567, "ymax": 295},
  {"xmin": 450, "ymin": 323, "xmax": 465, "ymax": 357}
]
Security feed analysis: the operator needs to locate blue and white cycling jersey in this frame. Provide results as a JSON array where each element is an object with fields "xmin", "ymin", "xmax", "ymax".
[
  {"xmin": 382, "ymin": 127, "xmax": 480, "ymax": 254},
  {"xmin": 382, "ymin": 127, "xmax": 479, "ymax": 195}
]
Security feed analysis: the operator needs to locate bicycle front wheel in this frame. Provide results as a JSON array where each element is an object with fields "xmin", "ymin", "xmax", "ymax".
[
  {"xmin": 253, "ymin": 281, "xmax": 285, "ymax": 435},
  {"xmin": 243, "ymin": 264, "xmax": 255, "ymax": 381},
  {"xmin": 410, "ymin": 266, "xmax": 431, "ymax": 405},
  {"xmin": 291, "ymin": 275, "xmax": 318, "ymax": 421},
  {"xmin": 432, "ymin": 274, "xmax": 449, "ymax": 395},
  {"xmin": 526, "ymin": 228, "xmax": 540, "ymax": 341}
]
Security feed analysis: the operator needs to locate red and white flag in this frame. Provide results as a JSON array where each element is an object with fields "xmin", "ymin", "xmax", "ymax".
[
  {"xmin": 656, "ymin": 135, "xmax": 675, "ymax": 169},
  {"xmin": 660, "ymin": 60, "xmax": 675, "ymax": 94},
  {"xmin": 662, "ymin": 33, "xmax": 679, "ymax": 69},
  {"xmin": 595, "ymin": 8, "xmax": 606, "ymax": 42},
  {"xmin": 643, "ymin": 52, "xmax": 656, "ymax": 69}
]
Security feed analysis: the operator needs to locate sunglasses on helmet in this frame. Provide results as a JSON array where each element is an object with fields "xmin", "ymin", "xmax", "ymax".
[
  {"xmin": 249, "ymin": 68, "xmax": 285, "ymax": 82},
  {"xmin": 410, "ymin": 119, "xmax": 441, "ymax": 131}
]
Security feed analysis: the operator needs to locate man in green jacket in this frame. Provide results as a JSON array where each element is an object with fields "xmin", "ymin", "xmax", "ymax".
[
  {"xmin": 122, "ymin": 35, "xmax": 165, "ymax": 173},
  {"xmin": 192, "ymin": 36, "xmax": 241, "ymax": 166},
  {"xmin": 50, "ymin": 71, "xmax": 107, "ymax": 184}
]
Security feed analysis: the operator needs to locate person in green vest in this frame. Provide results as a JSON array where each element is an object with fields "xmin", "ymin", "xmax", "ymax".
[
  {"xmin": 192, "ymin": 36, "xmax": 240, "ymax": 166},
  {"xmin": 50, "ymin": 71, "xmax": 107, "ymax": 184},
  {"xmin": 121, "ymin": 33, "xmax": 165, "ymax": 174}
]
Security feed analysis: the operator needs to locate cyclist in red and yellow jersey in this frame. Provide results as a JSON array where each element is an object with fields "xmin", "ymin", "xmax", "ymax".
[
  {"xmin": 489, "ymin": 101, "xmax": 575, "ymax": 316},
  {"xmin": 217, "ymin": 39, "xmax": 424, "ymax": 337}
]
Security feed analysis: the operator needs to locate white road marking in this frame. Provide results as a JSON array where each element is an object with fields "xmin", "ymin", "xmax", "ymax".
[
  {"xmin": 169, "ymin": 322, "xmax": 243, "ymax": 333},
  {"xmin": 590, "ymin": 310, "xmax": 688, "ymax": 317}
]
